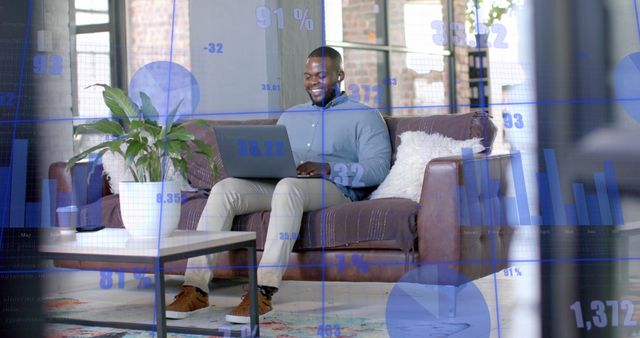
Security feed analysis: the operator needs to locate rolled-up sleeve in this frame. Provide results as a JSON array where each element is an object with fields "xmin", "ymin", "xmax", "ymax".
[{"xmin": 329, "ymin": 111, "xmax": 391, "ymax": 187}]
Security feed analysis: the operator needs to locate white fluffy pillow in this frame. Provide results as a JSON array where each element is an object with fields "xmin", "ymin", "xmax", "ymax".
[
  {"xmin": 102, "ymin": 151, "xmax": 193, "ymax": 194},
  {"xmin": 369, "ymin": 131, "xmax": 484, "ymax": 203}
]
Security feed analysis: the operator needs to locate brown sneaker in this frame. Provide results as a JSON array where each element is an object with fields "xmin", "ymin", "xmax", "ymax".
[
  {"xmin": 225, "ymin": 287, "xmax": 272, "ymax": 324},
  {"xmin": 166, "ymin": 286, "xmax": 209, "ymax": 319}
]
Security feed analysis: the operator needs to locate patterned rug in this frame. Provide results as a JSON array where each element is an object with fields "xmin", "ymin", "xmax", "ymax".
[
  {"xmin": 44, "ymin": 294, "xmax": 469, "ymax": 338},
  {"xmin": 40, "ymin": 271, "xmax": 502, "ymax": 338}
]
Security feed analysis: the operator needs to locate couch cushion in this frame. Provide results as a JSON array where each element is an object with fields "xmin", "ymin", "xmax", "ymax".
[
  {"xmin": 384, "ymin": 111, "xmax": 496, "ymax": 165},
  {"xmin": 182, "ymin": 119, "xmax": 277, "ymax": 190},
  {"xmin": 86, "ymin": 194, "xmax": 420, "ymax": 252}
]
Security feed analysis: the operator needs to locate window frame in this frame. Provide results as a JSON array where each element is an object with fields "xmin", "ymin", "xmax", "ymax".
[
  {"xmin": 69, "ymin": 0, "xmax": 127, "ymax": 118},
  {"xmin": 325, "ymin": 0, "xmax": 458, "ymax": 114}
]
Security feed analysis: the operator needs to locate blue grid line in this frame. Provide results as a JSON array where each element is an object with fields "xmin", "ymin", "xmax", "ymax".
[
  {"xmin": 14, "ymin": 253, "xmax": 640, "ymax": 277},
  {"xmin": 4, "ymin": 95, "xmax": 640, "ymax": 126},
  {"xmin": 150, "ymin": 0, "xmax": 178, "ymax": 336},
  {"xmin": 635, "ymin": 0, "xmax": 640, "ymax": 44},
  {"xmin": 320, "ymin": 4, "xmax": 328, "ymax": 332}
]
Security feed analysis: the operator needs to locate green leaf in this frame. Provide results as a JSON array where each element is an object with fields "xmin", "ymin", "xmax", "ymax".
[
  {"xmin": 166, "ymin": 140, "xmax": 182, "ymax": 156},
  {"xmin": 88, "ymin": 84, "xmax": 137, "ymax": 126},
  {"xmin": 104, "ymin": 139, "xmax": 124, "ymax": 154},
  {"xmin": 171, "ymin": 157, "xmax": 188, "ymax": 181},
  {"xmin": 168, "ymin": 126, "xmax": 195, "ymax": 142},
  {"xmin": 139, "ymin": 92, "xmax": 159, "ymax": 121},
  {"xmin": 187, "ymin": 120, "xmax": 211, "ymax": 128},
  {"xmin": 136, "ymin": 154, "xmax": 150, "ymax": 171},
  {"xmin": 164, "ymin": 99, "xmax": 183, "ymax": 130},
  {"xmin": 192, "ymin": 139, "xmax": 213, "ymax": 159},
  {"xmin": 75, "ymin": 119, "xmax": 124, "ymax": 136},
  {"xmin": 143, "ymin": 122, "xmax": 163, "ymax": 138},
  {"xmin": 67, "ymin": 142, "xmax": 111, "ymax": 169},
  {"xmin": 124, "ymin": 140, "xmax": 146, "ymax": 167}
]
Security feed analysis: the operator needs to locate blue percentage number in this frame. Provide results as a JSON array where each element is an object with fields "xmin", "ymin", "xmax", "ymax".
[
  {"xmin": 237, "ymin": 139, "xmax": 284, "ymax": 157},
  {"xmin": 100, "ymin": 270, "xmax": 124, "ymax": 289},
  {"xmin": 336, "ymin": 253, "xmax": 369, "ymax": 273},
  {"xmin": 332, "ymin": 163, "xmax": 365, "ymax": 187},
  {"xmin": 261, "ymin": 83, "xmax": 281, "ymax": 91},
  {"xmin": 382, "ymin": 77, "xmax": 397, "ymax": 86},
  {"xmin": 279, "ymin": 232, "xmax": 300, "ymax": 240},
  {"xmin": 134, "ymin": 272, "xmax": 152, "ymax": 288},
  {"xmin": 156, "ymin": 192, "xmax": 184, "ymax": 204},
  {"xmin": 33, "ymin": 53, "xmax": 63, "ymax": 75},
  {"xmin": 348, "ymin": 80, "xmax": 396, "ymax": 104},
  {"xmin": 503, "ymin": 267, "xmax": 522, "ymax": 277},
  {"xmin": 205, "ymin": 42, "xmax": 223, "ymax": 54},
  {"xmin": 431, "ymin": 20, "xmax": 508, "ymax": 48},
  {"xmin": 317, "ymin": 324, "xmax": 341, "ymax": 337},
  {"xmin": 503, "ymin": 112, "xmax": 524, "ymax": 128},
  {"xmin": 256, "ymin": 6, "xmax": 313, "ymax": 31}
]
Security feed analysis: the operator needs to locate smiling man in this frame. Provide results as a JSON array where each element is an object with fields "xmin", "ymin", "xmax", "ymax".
[{"xmin": 165, "ymin": 46, "xmax": 391, "ymax": 323}]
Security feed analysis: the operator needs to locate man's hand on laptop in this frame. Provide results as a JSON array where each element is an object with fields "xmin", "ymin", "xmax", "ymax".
[{"xmin": 296, "ymin": 162, "xmax": 331, "ymax": 176}]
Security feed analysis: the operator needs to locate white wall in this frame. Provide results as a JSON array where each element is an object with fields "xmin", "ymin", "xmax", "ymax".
[
  {"xmin": 189, "ymin": 0, "xmax": 274, "ymax": 120},
  {"xmin": 188, "ymin": 0, "xmax": 322, "ymax": 120},
  {"xmin": 35, "ymin": 0, "xmax": 74, "ymax": 180}
]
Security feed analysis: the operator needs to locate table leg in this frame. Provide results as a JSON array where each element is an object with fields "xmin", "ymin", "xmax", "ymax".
[
  {"xmin": 247, "ymin": 244, "xmax": 260, "ymax": 337},
  {"xmin": 155, "ymin": 261, "xmax": 167, "ymax": 338}
]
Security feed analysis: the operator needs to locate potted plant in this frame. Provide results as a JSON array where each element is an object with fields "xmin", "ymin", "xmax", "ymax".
[
  {"xmin": 67, "ymin": 84, "xmax": 217, "ymax": 238},
  {"xmin": 467, "ymin": 0, "xmax": 514, "ymax": 47}
]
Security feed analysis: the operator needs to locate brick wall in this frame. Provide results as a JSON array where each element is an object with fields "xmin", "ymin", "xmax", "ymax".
[
  {"xmin": 127, "ymin": 0, "xmax": 191, "ymax": 80},
  {"xmin": 339, "ymin": 0, "xmax": 470, "ymax": 116}
]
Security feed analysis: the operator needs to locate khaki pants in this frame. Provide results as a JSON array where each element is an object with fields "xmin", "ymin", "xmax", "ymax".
[{"xmin": 184, "ymin": 177, "xmax": 351, "ymax": 292}]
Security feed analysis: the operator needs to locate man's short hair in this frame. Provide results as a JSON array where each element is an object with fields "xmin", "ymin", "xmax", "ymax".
[{"xmin": 308, "ymin": 46, "xmax": 342, "ymax": 69}]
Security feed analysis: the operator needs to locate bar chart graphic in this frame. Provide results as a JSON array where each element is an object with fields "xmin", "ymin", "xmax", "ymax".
[
  {"xmin": 457, "ymin": 148, "xmax": 624, "ymax": 227},
  {"xmin": 0, "ymin": 138, "xmax": 104, "ymax": 228}
]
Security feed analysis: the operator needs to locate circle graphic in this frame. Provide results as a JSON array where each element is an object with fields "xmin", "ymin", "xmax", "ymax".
[
  {"xmin": 613, "ymin": 52, "xmax": 640, "ymax": 124},
  {"xmin": 128, "ymin": 61, "xmax": 200, "ymax": 125},
  {"xmin": 385, "ymin": 265, "xmax": 491, "ymax": 338}
]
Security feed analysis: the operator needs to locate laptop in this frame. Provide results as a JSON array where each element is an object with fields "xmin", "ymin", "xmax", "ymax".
[{"xmin": 213, "ymin": 125, "xmax": 322, "ymax": 179}]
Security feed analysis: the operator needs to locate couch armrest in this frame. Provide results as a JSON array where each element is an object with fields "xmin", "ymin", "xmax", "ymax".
[
  {"xmin": 416, "ymin": 153, "xmax": 513, "ymax": 283},
  {"xmin": 48, "ymin": 161, "xmax": 111, "ymax": 215}
]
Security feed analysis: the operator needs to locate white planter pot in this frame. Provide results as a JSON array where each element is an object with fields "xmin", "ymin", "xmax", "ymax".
[{"xmin": 119, "ymin": 181, "xmax": 181, "ymax": 238}]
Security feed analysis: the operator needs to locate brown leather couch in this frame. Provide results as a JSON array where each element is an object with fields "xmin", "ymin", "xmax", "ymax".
[{"xmin": 49, "ymin": 112, "xmax": 513, "ymax": 288}]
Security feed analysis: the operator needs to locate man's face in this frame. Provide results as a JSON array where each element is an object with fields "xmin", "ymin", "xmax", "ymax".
[{"xmin": 304, "ymin": 57, "xmax": 344, "ymax": 106}]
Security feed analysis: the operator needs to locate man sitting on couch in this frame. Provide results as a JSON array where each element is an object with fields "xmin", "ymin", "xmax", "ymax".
[{"xmin": 166, "ymin": 46, "xmax": 392, "ymax": 323}]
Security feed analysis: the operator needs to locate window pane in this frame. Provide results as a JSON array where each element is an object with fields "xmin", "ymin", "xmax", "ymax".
[
  {"xmin": 326, "ymin": 0, "xmax": 386, "ymax": 45},
  {"xmin": 76, "ymin": 33, "xmax": 111, "ymax": 120},
  {"xmin": 76, "ymin": 32, "xmax": 110, "ymax": 53},
  {"xmin": 390, "ymin": 52, "xmax": 449, "ymax": 116},
  {"xmin": 75, "ymin": 11, "xmax": 109, "ymax": 25},
  {"xmin": 75, "ymin": 0, "xmax": 108, "ymax": 12},
  {"xmin": 75, "ymin": 0, "xmax": 109, "ymax": 25},
  {"xmin": 389, "ymin": 0, "xmax": 445, "ymax": 51},
  {"xmin": 341, "ymin": 49, "xmax": 388, "ymax": 110}
]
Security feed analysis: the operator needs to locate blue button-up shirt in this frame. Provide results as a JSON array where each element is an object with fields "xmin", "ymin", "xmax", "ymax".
[{"xmin": 277, "ymin": 92, "xmax": 391, "ymax": 201}]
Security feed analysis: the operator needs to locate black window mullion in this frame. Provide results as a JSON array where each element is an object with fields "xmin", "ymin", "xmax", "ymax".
[{"xmin": 446, "ymin": 0, "xmax": 457, "ymax": 114}]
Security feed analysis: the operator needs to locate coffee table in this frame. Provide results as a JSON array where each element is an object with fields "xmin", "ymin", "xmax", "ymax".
[{"xmin": 39, "ymin": 228, "xmax": 259, "ymax": 338}]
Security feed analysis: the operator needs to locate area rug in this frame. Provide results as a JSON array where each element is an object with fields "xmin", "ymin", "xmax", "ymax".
[
  {"xmin": 44, "ymin": 297, "xmax": 470, "ymax": 337},
  {"xmin": 40, "ymin": 269, "xmax": 517, "ymax": 338},
  {"xmin": 43, "ymin": 278, "xmax": 474, "ymax": 338}
]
